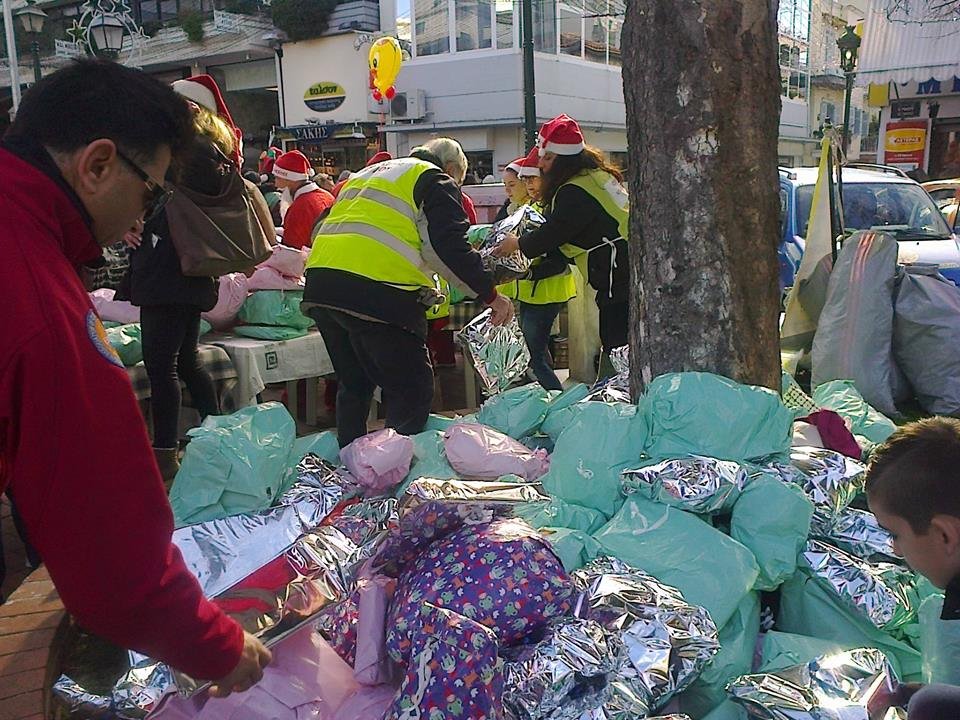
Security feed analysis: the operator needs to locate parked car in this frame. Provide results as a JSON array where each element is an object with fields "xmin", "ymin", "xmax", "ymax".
[
  {"xmin": 779, "ymin": 164, "xmax": 960, "ymax": 288},
  {"xmin": 922, "ymin": 178, "xmax": 959, "ymax": 230}
]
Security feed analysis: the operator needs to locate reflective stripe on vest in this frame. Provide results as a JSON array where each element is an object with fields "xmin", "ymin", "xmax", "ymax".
[{"xmin": 306, "ymin": 158, "xmax": 436, "ymax": 290}]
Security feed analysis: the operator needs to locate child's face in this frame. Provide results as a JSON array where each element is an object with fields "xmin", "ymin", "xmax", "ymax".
[{"xmin": 869, "ymin": 496, "xmax": 960, "ymax": 589}]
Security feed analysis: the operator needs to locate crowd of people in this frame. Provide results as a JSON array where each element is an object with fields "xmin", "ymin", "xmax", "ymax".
[{"xmin": 2, "ymin": 59, "xmax": 959, "ymax": 719}]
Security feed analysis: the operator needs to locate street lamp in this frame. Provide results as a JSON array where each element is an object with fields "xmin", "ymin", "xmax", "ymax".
[
  {"xmin": 15, "ymin": 4, "xmax": 47, "ymax": 85},
  {"xmin": 837, "ymin": 24, "xmax": 861, "ymax": 155},
  {"xmin": 88, "ymin": 11, "xmax": 126, "ymax": 58},
  {"xmin": 261, "ymin": 29, "xmax": 288, "ymax": 126}
]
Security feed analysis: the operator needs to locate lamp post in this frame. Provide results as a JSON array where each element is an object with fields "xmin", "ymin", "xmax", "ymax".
[
  {"xmin": 88, "ymin": 11, "xmax": 126, "ymax": 58},
  {"xmin": 261, "ymin": 29, "xmax": 287, "ymax": 127},
  {"xmin": 15, "ymin": 5, "xmax": 47, "ymax": 85},
  {"xmin": 837, "ymin": 24, "xmax": 861, "ymax": 156}
]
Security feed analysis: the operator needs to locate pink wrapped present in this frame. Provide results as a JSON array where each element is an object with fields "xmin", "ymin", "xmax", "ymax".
[
  {"xmin": 354, "ymin": 574, "xmax": 397, "ymax": 686},
  {"xmin": 340, "ymin": 429, "xmax": 414, "ymax": 494},
  {"xmin": 443, "ymin": 423, "xmax": 550, "ymax": 481},
  {"xmin": 201, "ymin": 273, "xmax": 249, "ymax": 330},
  {"xmin": 263, "ymin": 243, "xmax": 309, "ymax": 278},
  {"xmin": 247, "ymin": 266, "xmax": 305, "ymax": 291},
  {"xmin": 90, "ymin": 288, "xmax": 140, "ymax": 324}
]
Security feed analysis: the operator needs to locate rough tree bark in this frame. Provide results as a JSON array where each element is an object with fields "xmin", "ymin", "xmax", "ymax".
[{"xmin": 623, "ymin": 0, "xmax": 783, "ymax": 396}]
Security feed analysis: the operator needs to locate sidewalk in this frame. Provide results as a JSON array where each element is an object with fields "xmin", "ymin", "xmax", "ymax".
[{"xmin": 1, "ymin": 497, "xmax": 31, "ymax": 601}]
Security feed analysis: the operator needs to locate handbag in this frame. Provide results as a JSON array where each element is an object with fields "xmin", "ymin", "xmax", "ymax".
[{"xmin": 165, "ymin": 149, "xmax": 275, "ymax": 277}]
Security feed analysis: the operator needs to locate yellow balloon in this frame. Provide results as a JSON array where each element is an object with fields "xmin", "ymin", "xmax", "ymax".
[{"xmin": 368, "ymin": 37, "xmax": 403, "ymax": 97}]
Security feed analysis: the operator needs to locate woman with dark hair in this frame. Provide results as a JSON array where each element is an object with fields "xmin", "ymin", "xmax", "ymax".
[{"xmin": 494, "ymin": 114, "xmax": 629, "ymax": 357}]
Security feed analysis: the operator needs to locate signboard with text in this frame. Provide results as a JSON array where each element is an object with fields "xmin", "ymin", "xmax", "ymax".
[{"xmin": 882, "ymin": 120, "xmax": 928, "ymax": 169}]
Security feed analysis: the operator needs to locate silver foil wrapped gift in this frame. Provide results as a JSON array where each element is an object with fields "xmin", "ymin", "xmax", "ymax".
[
  {"xmin": 727, "ymin": 647, "xmax": 905, "ymax": 720},
  {"xmin": 480, "ymin": 205, "xmax": 540, "ymax": 283},
  {"xmin": 765, "ymin": 447, "xmax": 866, "ymax": 517},
  {"xmin": 800, "ymin": 539, "xmax": 916, "ymax": 634},
  {"xmin": 503, "ymin": 618, "xmax": 617, "ymax": 720},
  {"xmin": 571, "ymin": 556, "xmax": 720, "ymax": 718},
  {"xmin": 621, "ymin": 456, "xmax": 750, "ymax": 514},
  {"xmin": 810, "ymin": 507, "xmax": 901, "ymax": 564},
  {"xmin": 583, "ymin": 346, "xmax": 630, "ymax": 403},
  {"xmin": 459, "ymin": 308, "xmax": 531, "ymax": 395},
  {"xmin": 52, "ymin": 675, "xmax": 115, "ymax": 719},
  {"xmin": 278, "ymin": 453, "xmax": 357, "ymax": 529},
  {"xmin": 401, "ymin": 477, "xmax": 549, "ymax": 514}
]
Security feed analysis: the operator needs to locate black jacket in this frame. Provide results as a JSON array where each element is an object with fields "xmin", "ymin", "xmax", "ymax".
[
  {"xmin": 519, "ymin": 183, "xmax": 629, "ymax": 306},
  {"xmin": 126, "ymin": 138, "xmax": 227, "ymax": 312},
  {"xmin": 304, "ymin": 164, "xmax": 496, "ymax": 339}
]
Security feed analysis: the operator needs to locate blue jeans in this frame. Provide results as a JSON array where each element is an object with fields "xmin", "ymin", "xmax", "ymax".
[{"xmin": 518, "ymin": 302, "xmax": 564, "ymax": 391}]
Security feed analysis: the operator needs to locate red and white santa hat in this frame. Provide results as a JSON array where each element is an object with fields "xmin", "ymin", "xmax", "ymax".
[
  {"xmin": 172, "ymin": 74, "xmax": 242, "ymax": 165},
  {"xmin": 537, "ymin": 114, "xmax": 585, "ymax": 156},
  {"xmin": 518, "ymin": 147, "xmax": 541, "ymax": 177},
  {"xmin": 504, "ymin": 157, "xmax": 525, "ymax": 175},
  {"xmin": 273, "ymin": 150, "xmax": 315, "ymax": 182}
]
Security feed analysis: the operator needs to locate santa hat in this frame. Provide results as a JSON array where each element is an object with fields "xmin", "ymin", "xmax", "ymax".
[
  {"xmin": 273, "ymin": 150, "xmax": 315, "ymax": 182},
  {"xmin": 518, "ymin": 147, "xmax": 541, "ymax": 177},
  {"xmin": 366, "ymin": 151, "xmax": 392, "ymax": 167},
  {"xmin": 504, "ymin": 157, "xmax": 524, "ymax": 175},
  {"xmin": 259, "ymin": 146, "xmax": 282, "ymax": 179},
  {"xmin": 537, "ymin": 114, "xmax": 585, "ymax": 156},
  {"xmin": 172, "ymin": 74, "xmax": 242, "ymax": 165}
]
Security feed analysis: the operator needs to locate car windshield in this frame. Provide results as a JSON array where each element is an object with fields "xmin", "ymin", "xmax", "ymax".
[{"xmin": 795, "ymin": 181, "xmax": 952, "ymax": 239}]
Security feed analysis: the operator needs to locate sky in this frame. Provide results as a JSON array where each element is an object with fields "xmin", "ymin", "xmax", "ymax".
[{"xmin": 397, "ymin": 0, "xmax": 410, "ymax": 19}]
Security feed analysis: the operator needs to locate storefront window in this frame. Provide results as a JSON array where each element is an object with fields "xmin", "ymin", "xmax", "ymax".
[
  {"xmin": 415, "ymin": 0, "xmax": 450, "ymax": 56},
  {"xmin": 456, "ymin": 0, "xmax": 492, "ymax": 51},
  {"xmin": 559, "ymin": 1, "xmax": 583, "ymax": 57},
  {"xmin": 495, "ymin": 0, "xmax": 514, "ymax": 49},
  {"xmin": 778, "ymin": 0, "xmax": 810, "ymax": 41},
  {"xmin": 533, "ymin": 0, "xmax": 557, "ymax": 52}
]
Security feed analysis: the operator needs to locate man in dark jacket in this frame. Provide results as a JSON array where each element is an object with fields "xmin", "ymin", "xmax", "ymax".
[
  {"xmin": 303, "ymin": 137, "xmax": 513, "ymax": 446},
  {"xmin": 0, "ymin": 60, "xmax": 270, "ymax": 697}
]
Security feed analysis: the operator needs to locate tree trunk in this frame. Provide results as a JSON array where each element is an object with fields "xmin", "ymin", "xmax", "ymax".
[{"xmin": 623, "ymin": 0, "xmax": 783, "ymax": 396}]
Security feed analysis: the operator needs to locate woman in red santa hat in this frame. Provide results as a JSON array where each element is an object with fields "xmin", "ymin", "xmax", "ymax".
[
  {"xmin": 272, "ymin": 150, "xmax": 335, "ymax": 249},
  {"xmin": 124, "ymin": 74, "xmax": 251, "ymax": 484},
  {"xmin": 494, "ymin": 114, "xmax": 629, "ymax": 374}
]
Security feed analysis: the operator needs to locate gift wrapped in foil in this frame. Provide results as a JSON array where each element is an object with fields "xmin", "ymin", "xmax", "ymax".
[
  {"xmin": 800, "ymin": 539, "xmax": 916, "ymax": 634},
  {"xmin": 765, "ymin": 447, "xmax": 865, "ymax": 517},
  {"xmin": 810, "ymin": 507, "xmax": 901, "ymax": 564},
  {"xmin": 401, "ymin": 477, "xmax": 549, "ymax": 514},
  {"xmin": 278, "ymin": 453, "xmax": 358, "ymax": 529},
  {"xmin": 503, "ymin": 618, "xmax": 616, "ymax": 720},
  {"xmin": 51, "ymin": 675, "xmax": 114, "ymax": 719},
  {"xmin": 583, "ymin": 346, "xmax": 630, "ymax": 403},
  {"xmin": 112, "ymin": 654, "xmax": 177, "ymax": 719},
  {"xmin": 727, "ymin": 647, "xmax": 905, "ymax": 720},
  {"xmin": 621, "ymin": 456, "xmax": 749, "ymax": 514},
  {"xmin": 326, "ymin": 495, "xmax": 399, "ymax": 559},
  {"xmin": 479, "ymin": 205, "xmax": 541, "ymax": 283},
  {"xmin": 571, "ymin": 556, "xmax": 720, "ymax": 718},
  {"xmin": 458, "ymin": 308, "xmax": 531, "ymax": 395}
]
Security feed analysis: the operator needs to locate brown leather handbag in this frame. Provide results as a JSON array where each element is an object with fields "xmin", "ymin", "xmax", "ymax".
[{"xmin": 165, "ymin": 168, "xmax": 275, "ymax": 277}]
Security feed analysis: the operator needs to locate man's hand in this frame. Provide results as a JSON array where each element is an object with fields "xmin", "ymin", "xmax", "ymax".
[
  {"xmin": 492, "ymin": 232, "xmax": 520, "ymax": 258},
  {"xmin": 487, "ymin": 292, "xmax": 515, "ymax": 327},
  {"xmin": 122, "ymin": 218, "xmax": 144, "ymax": 249},
  {"xmin": 208, "ymin": 632, "xmax": 272, "ymax": 699}
]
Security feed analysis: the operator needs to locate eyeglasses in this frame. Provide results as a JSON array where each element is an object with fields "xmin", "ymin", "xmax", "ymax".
[{"xmin": 115, "ymin": 148, "xmax": 173, "ymax": 223}]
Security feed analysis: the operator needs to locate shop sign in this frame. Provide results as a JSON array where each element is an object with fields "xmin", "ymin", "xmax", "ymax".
[
  {"xmin": 883, "ymin": 120, "xmax": 928, "ymax": 168},
  {"xmin": 890, "ymin": 100, "xmax": 921, "ymax": 119},
  {"xmin": 304, "ymin": 82, "xmax": 347, "ymax": 112},
  {"xmin": 289, "ymin": 125, "xmax": 336, "ymax": 141}
]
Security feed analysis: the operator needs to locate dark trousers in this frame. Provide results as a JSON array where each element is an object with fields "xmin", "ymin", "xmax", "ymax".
[
  {"xmin": 598, "ymin": 300, "xmax": 629, "ymax": 351},
  {"xmin": 0, "ymin": 495, "xmax": 40, "ymax": 598},
  {"xmin": 309, "ymin": 307, "xmax": 434, "ymax": 448},
  {"xmin": 908, "ymin": 684, "xmax": 960, "ymax": 720},
  {"xmin": 518, "ymin": 302, "xmax": 564, "ymax": 391},
  {"xmin": 141, "ymin": 305, "xmax": 220, "ymax": 449}
]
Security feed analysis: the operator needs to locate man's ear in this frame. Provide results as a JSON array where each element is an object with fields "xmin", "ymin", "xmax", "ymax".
[
  {"xmin": 74, "ymin": 139, "xmax": 120, "ymax": 195},
  {"xmin": 930, "ymin": 514, "xmax": 960, "ymax": 556}
]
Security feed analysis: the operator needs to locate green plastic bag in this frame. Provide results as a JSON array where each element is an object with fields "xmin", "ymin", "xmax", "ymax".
[
  {"xmin": 234, "ymin": 325, "xmax": 309, "ymax": 340},
  {"xmin": 106, "ymin": 323, "xmax": 143, "ymax": 366},
  {"xmin": 919, "ymin": 593, "xmax": 960, "ymax": 685},
  {"xmin": 702, "ymin": 700, "xmax": 748, "ymax": 720},
  {"xmin": 730, "ymin": 473, "xmax": 814, "ymax": 591},
  {"xmin": 238, "ymin": 290, "xmax": 313, "ymax": 330},
  {"xmin": 515, "ymin": 498, "xmax": 607, "ymax": 534},
  {"xmin": 777, "ymin": 568, "xmax": 922, "ymax": 680},
  {"xmin": 593, "ymin": 495, "xmax": 760, "ymax": 628},
  {"xmin": 476, "ymin": 383, "xmax": 554, "ymax": 439},
  {"xmin": 395, "ymin": 430, "xmax": 458, "ymax": 498},
  {"xmin": 680, "ymin": 592, "xmax": 760, "ymax": 718},
  {"xmin": 540, "ymin": 383, "xmax": 590, "ymax": 441},
  {"xmin": 542, "ymin": 402, "xmax": 645, "ymax": 518},
  {"xmin": 639, "ymin": 372, "xmax": 794, "ymax": 462},
  {"xmin": 424, "ymin": 414, "xmax": 456, "ymax": 432},
  {"xmin": 199, "ymin": 319, "xmax": 212, "ymax": 336},
  {"xmin": 812, "ymin": 379, "xmax": 896, "ymax": 451},
  {"xmin": 170, "ymin": 403, "xmax": 297, "ymax": 526},
  {"xmin": 759, "ymin": 631, "xmax": 852, "ymax": 672},
  {"xmin": 466, "ymin": 224, "xmax": 492, "ymax": 246},
  {"xmin": 536, "ymin": 527, "xmax": 603, "ymax": 572},
  {"xmin": 291, "ymin": 430, "xmax": 340, "ymax": 465}
]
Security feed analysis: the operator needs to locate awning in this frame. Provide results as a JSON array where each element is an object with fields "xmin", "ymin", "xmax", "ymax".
[{"xmin": 857, "ymin": 0, "xmax": 960, "ymax": 86}]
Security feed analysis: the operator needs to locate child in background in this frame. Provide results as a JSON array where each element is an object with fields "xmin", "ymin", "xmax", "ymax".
[{"xmin": 866, "ymin": 417, "xmax": 960, "ymax": 719}]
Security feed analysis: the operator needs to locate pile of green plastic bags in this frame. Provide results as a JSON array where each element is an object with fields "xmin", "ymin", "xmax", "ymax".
[{"xmin": 235, "ymin": 290, "xmax": 314, "ymax": 340}]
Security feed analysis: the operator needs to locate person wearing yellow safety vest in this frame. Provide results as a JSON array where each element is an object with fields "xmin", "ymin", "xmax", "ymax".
[
  {"xmin": 494, "ymin": 114, "xmax": 629, "ymax": 355},
  {"xmin": 498, "ymin": 148, "xmax": 576, "ymax": 391},
  {"xmin": 302, "ymin": 137, "xmax": 514, "ymax": 447}
]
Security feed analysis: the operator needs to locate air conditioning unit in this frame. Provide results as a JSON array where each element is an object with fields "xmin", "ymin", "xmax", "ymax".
[{"xmin": 390, "ymin": 90, "xmax": 427, "ymax": 120}]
